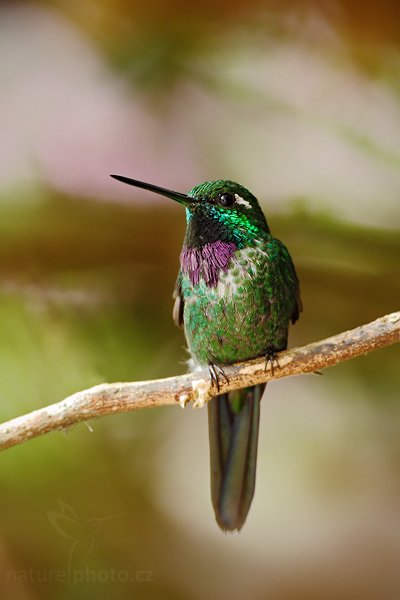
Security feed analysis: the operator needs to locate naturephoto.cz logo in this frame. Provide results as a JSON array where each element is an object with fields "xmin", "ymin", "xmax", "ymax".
[{"xmin": 6, "ymin": 566, "xmax": 154, "ymax": 585}]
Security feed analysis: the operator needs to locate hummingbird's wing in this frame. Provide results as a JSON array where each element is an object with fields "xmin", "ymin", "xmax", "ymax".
[
  {"xmin": 260, "ymin": 238, "xmax": 301, "ymax": 350},
  {"xmin": 291, "ymin": 284, "xmax": 302, "ymax": 324},
  {"xmin": 287, "ymin": 257, "xmax": 302, "ymax": 325},
  {"xmin": 172, "ymin": 273, "xmax": 184, "ymax": 328},
  {"xmin": 289, "ymin": 255, "xmax": 302, "ymax": 324},
  {"xmin": 273, "ymin": 238, "xmax": 302, "ymax": 326}
]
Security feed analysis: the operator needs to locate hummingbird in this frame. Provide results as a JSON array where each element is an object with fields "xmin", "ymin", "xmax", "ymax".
[{"xmin": 111, "ymin": 174, "xmax": 301, "ymax": 531}]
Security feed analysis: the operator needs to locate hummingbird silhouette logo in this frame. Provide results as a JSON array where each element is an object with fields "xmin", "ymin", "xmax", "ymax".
[{"xmin": 47, "ymin": 500, "xmax": 114, "ymax": 576}]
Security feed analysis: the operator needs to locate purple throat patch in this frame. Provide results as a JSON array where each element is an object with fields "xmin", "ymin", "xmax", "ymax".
[{"xmin": 180, "ymin": 241, "xmax": 237, "ymax": 287}]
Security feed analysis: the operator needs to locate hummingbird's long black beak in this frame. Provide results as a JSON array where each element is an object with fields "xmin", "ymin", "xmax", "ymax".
[{"xmin": 110, "ymin": 174, "xmax": 192, "ymax": 206}]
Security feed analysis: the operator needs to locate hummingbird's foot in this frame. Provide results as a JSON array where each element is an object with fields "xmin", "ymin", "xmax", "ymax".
[
  {"xmin": 191, "ymin": 378, "xmax": 212, "ymax": 409},
  {"xmin": 264, "ymin": 348, "xmax": 280, "ymax": 376},
  {"xmin": 208, "ymin": 363, "xmax": 229, "ymax": 394}
]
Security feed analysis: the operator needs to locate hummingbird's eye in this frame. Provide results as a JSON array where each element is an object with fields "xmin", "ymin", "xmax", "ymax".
[{"xmin": 217, "ymin": 193, "xmax": 235, "ymax": 207}]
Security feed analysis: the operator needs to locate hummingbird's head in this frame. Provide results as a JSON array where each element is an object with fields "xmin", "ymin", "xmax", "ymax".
[
  {"xmin": 110, "ymin": 175, "xmax": 270, "ymax": 248},
  {"xmin": 185, "ymin": 179, "xmax": 269, "ymax": 247}
]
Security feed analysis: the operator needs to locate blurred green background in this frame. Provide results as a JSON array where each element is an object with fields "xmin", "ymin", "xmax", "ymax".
[{"xmin": 0, "ymin": 1, "xmax": 399, "ymax": 598}]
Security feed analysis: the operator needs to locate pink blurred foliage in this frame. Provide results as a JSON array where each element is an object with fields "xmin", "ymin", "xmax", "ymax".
[
  {"xmin": 0, "ymin": 4, "xmax": 203, "ymax": 203},
  {"xmin": 1, "ymin": 3, "xmax": 400, "ymax": 227}
]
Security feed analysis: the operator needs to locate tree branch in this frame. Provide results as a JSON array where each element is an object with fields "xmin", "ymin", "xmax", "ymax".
[{"xmin": 0, "ymin": 312, "xmax": 399, "ymax": 451}]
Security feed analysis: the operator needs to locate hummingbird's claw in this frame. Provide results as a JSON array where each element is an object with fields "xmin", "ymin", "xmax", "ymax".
[
  {"xmin": 264, "ymin": 348, "xmax": 280, "ymax": 376},
  {"xmin": 191, "ymin": 378, "xmax": 212, "ymax": 409},
  {"xmin": 208, "ymin": 363, "xmax": 229, "ymax": 393}
]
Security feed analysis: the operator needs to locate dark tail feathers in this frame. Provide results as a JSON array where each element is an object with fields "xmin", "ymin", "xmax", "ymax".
[{"xmin": 208, "ymin": 383, "xmax": 265, "ymax": 531}]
